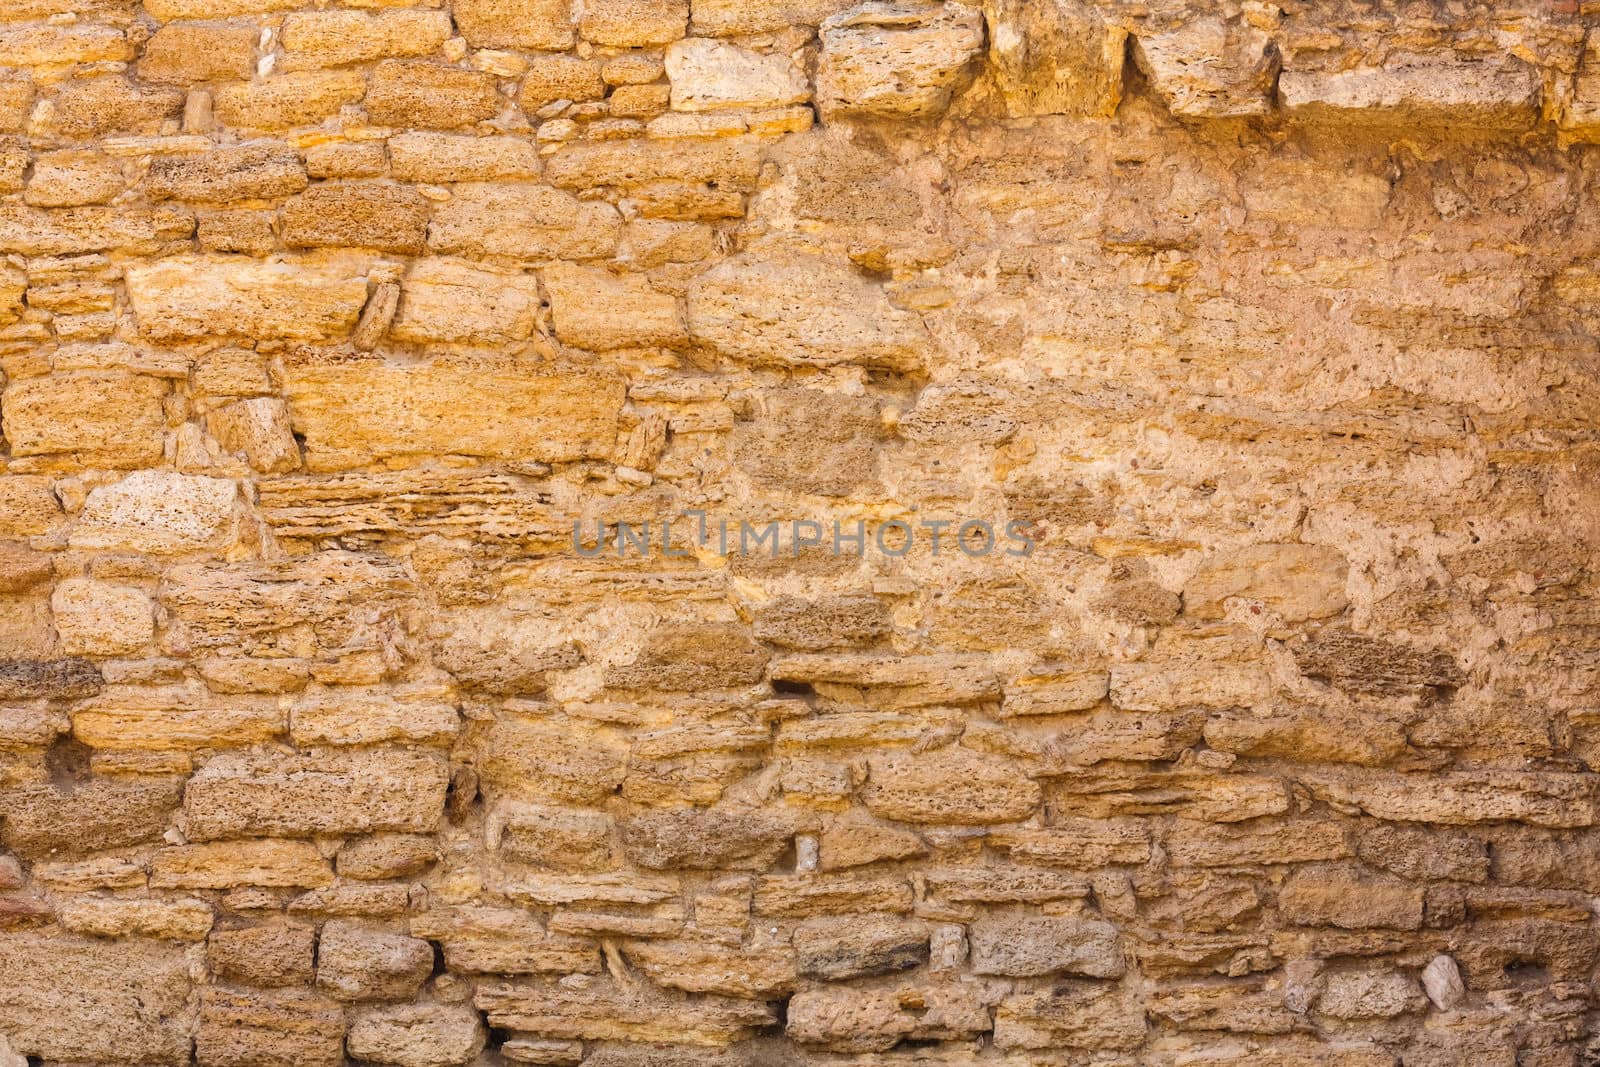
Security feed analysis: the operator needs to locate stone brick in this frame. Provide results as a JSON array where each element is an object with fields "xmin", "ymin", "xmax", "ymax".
[
  {"xmin": 1133, "ymin": 19, "xmax": 1277, "ymax": 117},
  {"xmin": 1279, "ymin": 866, "xmax": 1425, "ymax": 930},
  {"xmin": 1280, "ymin": 58, "xmax": 1542, "ymax": 130},
  {"xmin": 51, "ymin": 578, "xmax": 153, "ymax": 656},
  {"xmin": 622, "ymin": 806, "xmax": 792, "ymax": 869},
  {"xmin": 70, "ymin": 470, "xmax": 240, "ymax": 555},
  {"xmin": 0, "ymin": 776, "xmax": 181, "ymax": 857},
  {"xmin": 0, "ymin": 24, "xmax": 131, "ymax": 68},
  {"xmin": 214, "ymin": 71, "xmax": 368, "ymax": 129},
  {"xmin": 346, "ymin": 1003, "xmax": 488, "ymax": 1067},
  {"xmin": 140, "ymin": 23, "xmax": 257, "ymax": 85},
  {"xmin": 49, "ymin": 76, "xmax": 185, "ymax": 138},
  {"xmin": 580, "ymin": 0, "xmax": 688, "ymax": 46},
  {"xmin": 388, "ymin": 132, "xmax": 541, "ymax": 182},
  {"xmin": 794, "ymin": 915, "xmax": 929, "ymax": 979},
  {"xmin": 208, "ymin": 923, "xmax": 317, "ymax": 986},
  {"xmin": 206, "ymin": 397, "xmax": 301, "ymax": 473},
  {"xmin": 1183, "ymin": 543, "xmax": 1348, "ymax": 622},
  {"xmin": 58, "ymin": 896, "xmax": 214, "ymax": 941},
  {"xmin": 427, "ymin": 182, "xmax": 622, "ymax": 260},
  {"xmin": 862, "ymin": 747, "xmax": 1041, "ymax": 824},
  {"xmin": 665, "ymin": 38, "xmax": 809, "ymax": 111},
  {"xmin": 150, "ymin": 839, "xmax": 334, "ymax": 889},
  {"xmin": 282, "ymin": 357, "xmax": 623, "ymax": 469},
  {"xmin": 544, "ymin": 263, "xmax": 687, "ymax": 350},
  {"xmin": 391, "ymin": 258, "xmax": 543, "ymax": 344},
  {"xmin": 455, "ymin": 0, "xmax": 574, "ymax": 50},
  {"xmin": 126, "ymin": 253, "xmax": 371, "ymax": 341},
  {"xmin": 182, "ymin": 749, "xmax": 449, "ymax": 840},
  {"xmin": 519, "ymin": 55, "xmax": 607, "ymax": 109},
  {"xmin": 281, "ymin": 180, "xmax": 430, "ymax": 254},
  {"xmin": 196, "ymin": 987, "xmax": 345, "ymax": 1067},
  {"xmin": 280, "ymin": 10, "xmax": 453, "ymax": 71},
  {"xmin": 25, "ymin": 149, "xmax": 129, "ymax": 207},
  {"xmin": 366, "ymin": 61, "xmax": 501, "ymax": 128},
  {"xmin": 147, "ymin": 143, "xmax": 310, "ymax": 205},
  {"xmin": 1, "ymin": 370, "xmax": 166, "ymax": 467},
  {"xmin": 316, "ymin": 920, "xmax": 434, "ymax": 1002},
  {"xmin": 816, "ymin": 1, "xmax": 985, "ymax": 121}
]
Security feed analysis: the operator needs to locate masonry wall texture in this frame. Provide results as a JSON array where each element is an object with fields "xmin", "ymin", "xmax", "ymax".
[{"xmin": 0, "ymin": 0, "xmax": 1599, "ymax": 1064}]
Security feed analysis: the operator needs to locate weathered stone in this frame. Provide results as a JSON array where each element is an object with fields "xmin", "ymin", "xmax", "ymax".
[
  {"xmin": 0, "ymin": 934, "xmax": 192, "ymax": 1064},
  {"xmin": 346, "ymin": 1003, "xmax": 487, "ymax": 1067},
  {"xmin": 608, "ymin": 622, "xmax": 767, "ymax": 691},
  {"xmin": 196, "ymin": 987, "xmax": 345, "ymax": 1067},
  {"xmin": 1279, "ymin": 865, "xmax": 1425, "ymax": 930},
  {"xmin": 214, "ymin": 71, "xmax": 368, "ymax": 128},
  {"xmin": 455, "ymin": 0, "xmax": 574, "ymax": 50},
  {"xmin": 2, "ymin": 370, "xmax": 165, "ymax": 467},
  {"xmin": 623, "ymin": 806, "xmax": 792, "ymax": 869},
  {"xmin": 280, "ymin": 10, "xmax": 452, "ymax": 71},
  {"xmin": 622, "ymin": 937, "xmax": 797, "ymax": 997},
  {"xmin": 428, "ymin": 182, "xmax": 622, "ymax": 260},
  {"xmin": 862, "ymin": 746, "xmax": 1040, "ymax": 824},
  {"xmin": 1280, "ymin": 58, "xmax": 1542, "ymax": 130},
  {"xmin": 817, "ymin": 1, "xmax": 984, "ymax": 121},
  {"xmin": 281, "ymin": 180, "xmax": 429, "ymax": 255},
  {"xmin": 1315, "ymin": 968, "xmax": 1425, "ymax": 1020},
  {"xmin": 412, "ymin": 905, "xmax": 601, "ymax": 975},
  {"xmin": 151, "ymin": 838, "xmax": 334, "ymax": 888},
  {"xmin": 126, "ymin": 253, "xmax": 370, "ymax": 341},
  {"xmin": 794, "ymin": 915, "xmax": 929, "ymax": 979},
  {"xmin": 994, "ymin": 982, "xmax": 1146, "ymax": 1051},
  {"xmin": 969, "ymin": 913, "xmax": 1123, "ymax": 977},
  {"xmin": 980, "ymin": 0, "xmax": 1125, "ymax": 117},
  {"xmin": 141, "ymin": 22, "xmax": 257, "ymax": 84},
  {"xmin": 58, "ymin": 895, "xmax": 214, "ymax": 941},
  {"xmin": 1134, "ymin": 19, "xmax": 1278, "ymax": 117},
  {"xmin": 1, "ymin": 776, "xmax": 181, "ymax": 857},
  {"xmin": 666, "ymin": 38, "xmax": 809, "ymax": 111},
  {"xmin": 1183, "ymin": 543, "xmax": 1348, "ymax": 621},
  {"xmin": 282, "ymin": 357, "xmax": 623, "ymax": 470},
  {"xmin": 51, "ymin": 579, "xmax": 152, "ymax": 657},
  {"xmin": 366, "ymin": 61, "xmax": 501, "ymax": 128},
  {"xmin": 207, "ymin": 397, "xmax": 301, "ymax": 473},
  {"xmin": 183, "ymin": 748, "xmax": 449, "ymax": 839},
  {"xmin": 1302, "ymin": 769, "xmax": 1596, "ymax": 829},
  {"xmin": 580, "ymin": 0, "xmax": 688, "ymax": 46},
  {"xmin": 316, "ymin": 920, "xmax": 434, "ymax": 1002},
  {"xmin": 389, "ymin": 133, "xmax": 542, "ymax": 183},
  {"xmin": 146, "ymin": 143, "xmax": 307, "ymax": 203},
  {"xmin": 544, "ymin": 263, "xmax": 687, "ymax": 350},
  {"xmin": 688, "ymin": 252, "xmax": 932, "ymax": 370},
  {"xmin": 208, "ymin": 923, "xmax": 317, "ymax": 986},
  {"xmin": 477, "ymin": 717, "xmax": 628, "ymax": 804},
  {"xmin": 70, "ymin": 470, "xmax": 240, "ymax": 555},
  {"xmin": 476, "ymin": 977, "xmax": 773, "ymax": 1044}
]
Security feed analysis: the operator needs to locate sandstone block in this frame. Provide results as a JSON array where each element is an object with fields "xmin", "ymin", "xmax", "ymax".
[
  {"xmin": 736, "ymin": 387, "xmax": 884, "ymax": 497},
  {"xmin": 493, "ymin": 802, "xmax": 615, "ymax": 870},
  {"xmin": 0, "ymin": 76, "xmax": 30, "ymax": 133},
  {"xmin": 1279, "ymin": 865, "xmax": 1424, "ymax": 930},
  {"xmin": 1279, "ymin": 59, "xmax": 1541, "ymax": 130},
  {"xmin": 691, "ymin": 0, "xmax": 853, "ymax": 34},
  {"xmin": 753, "ymin": 593, "xmax": 890, "ymax": 650},
  {"xmin": 391, "ymin": 258, "xmax": 543, "ymax": 345},
  {"xmin": 214, "ymin": 71, "xmax": 368, "ymax": 129},
  {"xmin": 182, "ymin": 748, "xmax": 449, "ymax": 840},
  {"xmin": 580, "ymin": 0, "xmax": 688, "ymax": 46},
  {"xmin": 51, "ymin": 579, "xmax": 152, "ymax": 656},
  {"xmin": 1303, "ymin": 769, "xmax": 1596, "ymax": 828},
  {"xmin": 49, "ymin": 76, "xmax": 184, "ymax": 138},
  {"xmin": 794, "ymin": 915, "xmax": 929, "ymax": 979},
  {"xmin": 607, "ymin": 622, "xmax": 767, "ymax": 691},
  {"xmin": 25, "ymin": 149, "xmax": 129, "ymax": 207},
  {"xmin": 412, "ymin": 905, "xmax": 600, "ymax": 975},
  {"xmin": 544, "ymin": 263, "xmax": 688, "ymax": 349},
  {"xmin": 665, "ymin": 38, "xmax": 809, "ymax": 111},
  {"xmin": 454, "ymin": 0, "xmax": 574, "ymax": 50},
  {"xmin": 520, "ymin": 55, "xmax": 607, "ymax": 109},
  {"xmin": 348, "ymin": 1003, "xmax": 488, "ymax": 1067},
  {"xmin": 207, "ymin": 397, "xmax": 301, "ymax": 473},
  {"xmin": 477, "ymin": 717, "xmax": 627, "ymax": 804},
  {"xmin": 366, "ymin": 61, "xmax": 501, "ymax": 128},
  {"xmin": 981, "ymin": 0, "xmax": 1125, "ymax": 117},
  {"xmin": 281, "ymin": 180, "xmax": 429, "ymax": 254},
  {"xmin": 0, "ymin": 934, "xmax": 193, "ymax": 1064},
  {"xmin": 126, "ymin": 253, "xmax": 370, "ymax": 341},
  {"xmin": 966, "ymin": 915, "xmax": 1120, "ymax": 979},
  {"xmin": 1316, "ymin": 968, "xmax": 1425, "ymax": 1020},
  {"xmin": 771, "ymin": 652, "xmax": 998, "ymax": 707},
  {"xmin": 687, "ymin": 253, "xmax": 932, "ymax": 370},
  {"xmin": 140, "ymin": 22, "xmax": 256, "ymax": 85},
  {"xmin": 1133, "ymin": 19, "xmax": 1278, "ymax": 118},
  {"xmin": 316, "ymin": 920, "xmax": 434, "ymax": 1002},
  {"xmin": 388, "ymin": 132, "xmax": 541, "ymax": 182},
  {"xmin": 475, "ymin": 978, "xmax": 774, "ymax": 1045},
  {"xmin": 622, "ymin": 937, "xmax": 798, "ymax": 997},
  {"xmin": 1, "ymin": 370, "xmax": 166, "ymax": 467},
  {"xmin": 70, "ymin": 470, "xmax": 239, "ymax": 555},
  {"xmin": 283, "ymin": 358, "xmax": 623, "ymax": 469},
  {"xmin": 544, "ymin": 137, "xmax": 762, "ymax": 193},
  {"xmin": 994, "ymin": 982, "xmax": 1145, "ymax": 1051},
  {"xmin": 339, "ymin": 833, "xmax": 440, "ymax": 880},
  {"xmin": 1109, "ymin": 624, "xmax": 1272, "ymax": 712},
  {"xmin": 427, "ymin": 182, "xmax": 622, "ymax": 260},
  {"xmin": 281, "ymin": 10, "xmax": 452, "ymax": 70},
  {"xmin": 0, "ymin": 657, "xmax": 101, "ymax": 701},
  {"xmin": 862, "ymin": 747, "xmax": 1041, "ymax": 824},
  {"xmin": 208, "ymin": 923, "xmax": 317, "ymax": 986},
  {"xmin": 58, "ymin": 895, "xmax": 214, "ymax": 941},
  {"xmin": 196, "ymin": 987, "xmax": 345, "ymax": 1067},
  {"xmin": 0, "ymin": 203, "xmax": 194, "ymax": 256},
  {"xmin": 150, "ymin": 839, "xmax": 335, "ymax": 888},
  {"xmin": 0, "ymin": 23, "xmax": 131, "ymax": 67},
  {"xmin": 0, "ymin": 776, "xmax": 180, "ymax": 857},
  {"xmin": 816, "ymin": 1, "xmax": 984, "ymax": 121},
  {"xmin": 289, "ymin": 687, "xmax": 459, "ymax": 747},
  {"xmin": 1183, "ymin": 543, "xmax": 1348, "ymax": 622},
  {"xmin": 622, "ymin": 806, "xmax": 792, "ymax": 869}
]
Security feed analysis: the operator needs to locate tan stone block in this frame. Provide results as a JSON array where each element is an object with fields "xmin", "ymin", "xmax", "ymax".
[
  {"xmin": 474, "ymin": 977, "xmax": 774, "ymax": 1045},
  {"xmin": 196, "ymin": 987, "xmax": 346, "ymax": 1067},
  {"xmin": 338, "ymin": 833, "xmax": 439, "ymax": 880},
  {"xmin": 366, "ymin": 60, "xmax": 501, "ymax": 128},
  {"xmin": 687, "ymin": 252, "xmax": 931, "ymax": 370},
  {"xmin": 290, "ymin": 686, "xmax": 460, "ymax": 747},
  {"xmin": 390, "ymin": 258, "xmax": 543, "ymax": 344},
  {"xmin": 1280, "ymin": 865, "xmax": 1425, "ymax": 931},
  {"xmin": 861, "ymin": 746, "xmax": 1040, "ymax": 825},
  {"xmin": 751, "ymin": 873, "xmax": 914, "ymax": 917},
  {"xmin": 24, "ymin": 150, "xmax": 128, "ymax": 207},
  {"xmin": 280, "ymin": 10, "xmax": 453, "ymax": 70},
  {"xmin": 0, "ymin": 23, "xmax": 130, "ymax": 67},
  {"xmin": 993, "ymin": 984, "xmax": 1146, "ymax": 1051},
  {"xmin": 494, "ymin": 802, "xmax": 614, "ymax": 869},
  {"xmin": 388, "ymin": 131, "xmax": 541, "ymax": 182},
  {"xmin": 214, "ymin": 70, "xmax": 368, "ymax": 129},
  {"xmin": 72, "ymin": 690, "xmax": 283, "ymax": 750},
  {"xmin": 51, "ymin": 579, "xmax": 152, "ymax": 656},
  {"xmin": 0, "ymin": 203, "xmax": 194, "ymax": 256},
  {"xmin": 0, "ymin": 935, "xmax": 193, "ymax": 1064},
  {"xmin": 623, "ymin": 937, "xmax": 797, "ymax": 997},
  {"xmin": 208, "ymin": 923, "xmax": 317, "ymax": 986},
  {"xmin": 146, "ymin": 0, "xmax": 300, "ymax": 16},
  {"xmin": 666, "ymin": 38, "xmax": 808, "ymax": 111},
  {"xmin": 1302, "ymin": 769, "xmax": 1597, "ymax": 829},
  {"xmin": 794, "ymin": 915, "xmax": 929, "ymax": 980},
  {"xmin": 454, "ymin": 0, "xmax": 574, "ymax": 50},
  {"xmin": 0, "ymin": 776, "xmax": 181, "ymax": 858},
  {"xmin": 622, "ymin": 806, "xmax": 791, "ymax": 870},
  {"xmin": 70, "ymin": 470, "xmax": 240, "ymax": 555},
  {"xmin": 1279, "ymin": 58, "xmax": 1542, "ymax": 130},
  {"xmin": 1109, "ymin": 624, "xmax": 1272, "ymax": 712},
  {"xmin": 125, "ymin": 252, "xmax": 370, "ymax": 341},
  {"xmin": 150, "ymin": 839, "xmax": 334, "ymax": 889},
  {"xmin": 544, "ymin": 263, "xmax": 687, "ymax": 350},
  {"xmin": 2, "ymin": 370, "xmax": 166, "ymax": 467},
  {"xmin": 412, "ymin": 905, "xmax": 602, "ymax": 975},
  {"xmin": 207, "ymin": 396, "xmax": 301, "ymax": 473},
  {"xmin": 1133, "ymin": 18, "xmax": 1277, "ymax": 118},
  {"xmin": 0, "ymin": 543, "xmax": 52, "ymax": 595},
  {"xmin": 58, "ymin": 895, "xmax": 214, "ymax": 941},
  {"xmin": 427, "ymin": 181, "xmax": 622, "ymax": 259},
  {"xmin": 347, "ymin": 1003, "xmax": 488, "ymax": 1067},
  {"xmin": 140, "ymin": 22, "xmax": 257, "ymax": 85},
  {"xmin": 145, "ymin": 142, "xmax": 308, "ymax": 203},
  {"xmin": 579, "ymin": 0, "xmax": 688, "ymax": 47},
  {"xmin": 316, "ymin": 920, "xmax": 434, "ymax": 1002},
  {"xmin": 519, "ymin": 54, "xmax": 606, "ymax": 109},
  {"xmin": 1184, "ymin": 543, "xmax": 1349, "ymax": 622},
  {"xmin": 0, "ymin": 75, "xmax": 34, "ymax": 132},
  {"xmin": 48, "ymin": 76, "xmax": 185, "ymax": 138},
  {"xmin": 816, "ymin": 1, "xmax": 983, "ymax": 120},
  {"xmin": 283, "ymin": 357, "xmax": 623, "ymax": 469},
  {"xmin": 690, "ymin": 0, "xmax": 851, "ymax": 34},
  {"xmin": 305, "ymin": 140, "xmax": 387, "ymax": 179},
  {"xmin": 280, "ymin": 180, "xmax": 429, "ymax": 254},
  {"xmin": 478, "ymin": 717, "xmax": 627, "ymax": 804}
]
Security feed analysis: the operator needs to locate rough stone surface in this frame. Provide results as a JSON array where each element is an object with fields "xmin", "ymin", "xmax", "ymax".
[{"xmin": 0, "ymin": 2, "xmax": 1597, "ymax": 1064}]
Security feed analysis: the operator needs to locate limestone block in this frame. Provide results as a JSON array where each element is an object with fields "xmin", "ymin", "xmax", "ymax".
[
  {"xmin": 1315, "ymin": 969, "xmax": 1425, "ymax": 1020},
  {"xmin": 454, "ymin": 0, "xmax": 574, "ymax": 51},
  {"xmin": 0, "ymin": 23, "xmax": 131, "ymax": 67},
  {"xmin": 993, "ymin": 984, "xmax": 1145, "ymax": 1051},
  {"xmin": 579, "ymin": 0, "xmax": 689, "ymax": 46},
  {"xmin": 140, "ymin": 23, "xmax": 257, "ymax": 85},
  {"xmin": 969, "ymin": 914, "xmax": 1123, "ymax": 977},
  {"xmin": 72, "ymin": 689, "xmax": 287, "ymax": 751},
  {"xmin": 316, "ymin": 920, "xmax": 434, "ymax": 1002},
  {"xmin": 280, "ymin": 180, "xmax": 430, "ymax": 255},
  {"xmin": 0, "ymin": 935, "xmax": 193, "ymax": 1064},
  {"xmin": 214, "ymin": 71, "xmax": 368, "ymax": 129},
  {"xmin": 208, "ymin": 923, "xmax": 317, "ymax": 986},
  {"xmin": 51, "ymin": 579, "xmax": 153, "ymax": 656},
  {"xmin": 58, "ymin": 896, "xmax": 214, "ymax": 941},
  {"xmin": 365, "ymin": 60, "xmax": 501, "ymax": 128},
  {"xmin": 1280, "ymin": 58, "xmax": 1542, "ymax": 130},
  {"xmin": 980, "ymin": 0, "xmax": 1125, "ymax": 117},
  {"xmin": 339, "ymin": 833, "xmax": 439, "ymax": 880},
  {"xmin": 493, "ymin": 802, "xmax": 614, "ymax": 870},
  {"xmin": 862, "ymin": 747, "xmax": 1041, "ymax": 824},
  {"xmin": 0, "ymin": 776, "xmax": 181, "ymax": 856},
  {"xmin": 2, "ymin": 370, "xmax": 166, "ymax": 467},
  {"xmin": 770, "ymin": 652, "xmax": 998, "ymax": 707},
  {"xmin": 149, "ymin": 839, "xmax": 334, "ymax": 889},
  {"xmin": 126, "ymin": 253, "xmax": 370, "ymax": 341},
  {"xmin": 1279, "ymin": 865, "xmax": 1425, "ymax": 930},
  {"xmin": 544, "ymin": 263, "xmax": 687, "ymax": 349},
  {"xmin": 690, "ymin": 0, "xmax": 853, "ymax": 35},
  {"xmin": 280, "ymin": 10, "xmax": 453, "ymax": 71},
  {"xmin": 427, "ymin": 182, "xmax": 622, "ymax": 260},
  {"xmin": 1302, "ymin": 769, "xmax": 1597, "ymax": 829},
  {"xmin": 70, "ymin": 471, "xmax": 241, "ymax": 555},
  {"xmin": 794, "ymin": 915, "xmax": 930, "ymax": 979},
  {"xmin": 389, "ymin": 259, "xmax": 542, "ymax": 345},
  {"xmin": 665, "ymin": 38, "xmax": 809, "ymax": 111},
  {"xmin": 1109, "ymin": 624, "xmax": 1272, "ymax": 712},
  {"xmin": 207, "ymin": 397, "xmax": 301, "ymax": 473},
  {"xmin": 347, "ymin": 1003, "xmax": 488, "ymax": 1067},
  {"xmin": 282, "ymin": 358, "xmax": 624, "ymax": 469},
  {"xmin": 621, "ymin": 806, "xmax": 792, "ymax": 869},
  {"xmin": 49, "ymin": 76, "xmax": 185, "ymax": 138},
  {"xmin": 622, "ymin": 938, "xmax": 797, "ymax": 997},
  {"xmin": 816, "ymin": 1, "xmax": 984, "ymax": 121},
  {"xmin": 25, "ymin": 149, "xmax": 130, "ymax": 207},
  {"xmin": 1134, "ymin": 19, "xmax": 1279, "ymax": 117},
  {"xmin": 687, "ymin": 253, "xmax": 932, "ymax": 370},
  {"xmin": 389, "ymin": 133, "xmax": 541, "ymax": 182},
  {"xmin": 146, "ymin": 142, "xmax": 307, "ymax": 203},
  {"xmin": 195, "ymin": 987, "xmax": 345, "ymax": 1067},
  {"xmin": 411, "ymin": 906, "xmax": 601, "ymax": 974},
  {"xmin": 0, "ymin": 203, "xmax": 194, "ymax": 256},
  {"xmin": 474, "ymin": 978, "xmax": 775, "ymax": 1045},
  {"xmin": 289, "ymin": 687, "xmax": 460, "ymax": 747},
  {"xmin": 520, "ymin": 55, "xmax": 607, "ymax": 109},
  {"xmin": 182, "ymin": 748, "xmax": 449, "ymax": 839},
  {"xmin": 477, "ymin": 717, "xmax": 627, "ymax": 804}
]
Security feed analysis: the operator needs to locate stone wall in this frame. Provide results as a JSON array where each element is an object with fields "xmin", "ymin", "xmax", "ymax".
[{"xmin": 1, "ymin": 0, "xmax": 1599, "ymax": 1064}]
